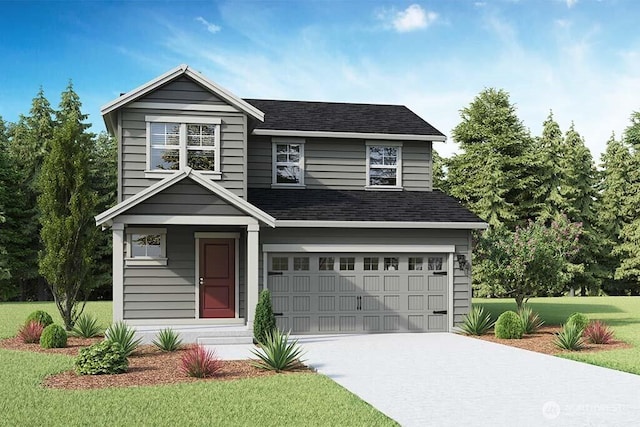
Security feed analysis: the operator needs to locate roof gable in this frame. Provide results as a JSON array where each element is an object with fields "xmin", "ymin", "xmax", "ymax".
[{"xmin": 101, "ymin": 65, "xmax": 264, "ymax": 133}]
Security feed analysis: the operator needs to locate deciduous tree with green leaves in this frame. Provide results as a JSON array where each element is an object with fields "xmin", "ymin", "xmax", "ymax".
[
  {"xmin": 474, "ymin": 215, "xmax": 582, "ymax": 309},
  {"xmin": 37, "ymin": 82, "xmax": 98, "ymax": 329}
]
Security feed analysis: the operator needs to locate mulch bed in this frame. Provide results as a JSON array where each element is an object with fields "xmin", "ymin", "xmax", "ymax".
[
  {"xmin": 470, "ymin": 325, "xmax": 631, "ymax": 355},
  {"xmin": 0, "ymin": 337, "xmax": 310, "ymax": 390}
]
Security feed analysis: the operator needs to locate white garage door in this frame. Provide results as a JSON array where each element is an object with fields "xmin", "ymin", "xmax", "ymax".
[{"xmin": 267, "ymin": 253, "xmax": 449, "ymax": 334}]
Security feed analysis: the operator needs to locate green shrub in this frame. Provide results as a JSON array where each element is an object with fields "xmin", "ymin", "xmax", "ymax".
[
  {"xmin": 254, "ymin": 289, "xmax": 277, "ymax": 345},
  {"xmin": 72, "ymin": 313, "xmax": 102, "ymax": 338},
  {"xmin": 105, "ymin": 321, "xmax": 142, "ymax": 357},
  {"xmin": 517, "ymin": 306, "xmax": 544, "ymax": 334},
  {"xmin": 566, "ymin": 312, "xmax": 589, "ymax": 333},
  {"xmin": 25, "ymin": 310, "xmax": 53, "ymax": 328},
  {"xmin": 494, "ymin": 311, "xmax": 524, "ymax": 339},
  {"xmin": 459, "ymin": 306, "xmax": 494, "ymax": 336},
  {"xmin": 75, "ymin": 341, "xmax": 129, "ymax": 375},
  {"xmin": 554, "ymin": 323, "xmax": 585, "ymax": 351},
  {"xmin": 251, "ymin": 329, "xmax": 305, "ymax": 372},
  {"xmin": 152, "ymin": 328, "xmax": 182, "ymax": 352},
  {"xmin": 40, "ymin": 324, "xmax": 67, "ymax": 348}
]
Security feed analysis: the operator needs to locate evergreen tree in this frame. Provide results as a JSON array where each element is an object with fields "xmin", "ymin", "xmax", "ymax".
[
  {"xmin": 447, "ymin": 88, "xmax": 538, "ymax": 228},
  {"xmin": 614, "ymin": 112, "xmax": 640, "ymax": 287},
  {"xmin": 37, "ymin": 82, "xmax": 98, "ymax": 329},
  {"xmin": 432, "ymin": 149, "xmax": 447, "ymax": 192},
  {"xmin": 0, "ymin": 118, "xmax": 14, "ymax": 295}
]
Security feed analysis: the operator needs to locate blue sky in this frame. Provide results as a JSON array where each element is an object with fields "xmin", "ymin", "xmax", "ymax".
[{"xmin": 1, "ymin": 0, "xmax": 639, "ymax": 159}]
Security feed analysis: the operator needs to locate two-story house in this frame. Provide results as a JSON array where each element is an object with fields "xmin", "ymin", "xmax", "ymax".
[{"xmin": 96, "ymin": 65, "xmax": 487, "ymax": 343}]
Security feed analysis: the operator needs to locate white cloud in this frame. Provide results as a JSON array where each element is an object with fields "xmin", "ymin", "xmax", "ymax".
[
  {"xmin": 195, "ymin": 16, "xmax": 221, "ymax": 34},
  {"xmin": 566, "ymin": 0, "xmax": 578, "ymax": 8},
  {"xmin": 379, "ymin": 4, "xmax": 438, "ymax": 33}
]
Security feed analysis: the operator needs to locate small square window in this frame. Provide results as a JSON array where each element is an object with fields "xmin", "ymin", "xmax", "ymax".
[
  {"xmin": 384, "ymin": 257, "xmax": 399, "ymax": 271},
  {"xmin": 272, "ymin": 257, "xmax": 289, "ymax": 271},
  {"xmin": 409, "ymin": 257, "xmax": 423, "ymax": 271},
  {"xmin": 428, "ymin": 257, "xmax": 444, "ymax": 271},
  {"xmin": 126, "ymin": 228, "xmax": 167, "ymax": 266},
  {"xmin": 339, "ymin": 257, "xmax": 355, "ymax": 271},
  {"xmin": 319, "ymin": 257, "xmax": 334, "ymax": 271},
  {"xmin": 364, "ymin": 257, "xmax": 379, "ymax": 271},
  {"xmin": 293, "ymin": 257, "xmax": 309, "ymax": 271}
]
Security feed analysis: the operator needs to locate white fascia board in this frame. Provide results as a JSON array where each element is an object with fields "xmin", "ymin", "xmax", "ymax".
[
  {"xmin": 100, "ymin": 64, "xmax": 265, "ymax": 122},
  {"xmin": 188, "ymin": 171, "xmax": 275, "ymax": 227},
  {"xmin": 274, "ymin": 220, "xmax": 489, "ymax": 229},
  {"xmin": 117, "ymin": 215, "xmax": 259, "ymax": 225},
  {"xmin": 95, "ymin": 169, "xmax": 189, "ymax": 226},
  {"xmin": 262, "ymin": 244, "xmax": 456, "ymax": 253},
  {"xmin": 252, "ymin": 129, "xmax": 447, "ymax": 142}
]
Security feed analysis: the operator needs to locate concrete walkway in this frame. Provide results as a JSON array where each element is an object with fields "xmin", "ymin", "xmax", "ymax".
[{"xmin": 293, "ymin": 333, "xmax": 640, "ymax": 427}]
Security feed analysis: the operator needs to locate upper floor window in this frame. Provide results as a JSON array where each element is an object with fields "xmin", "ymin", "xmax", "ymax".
[
  {"xmin": 146, "ymin": 116, "xmax": 221, "ymax": 177},
  {"xmin": 272, "ymin": 138, "xmax": 305, "ymax": 187},
  {"xmin": 366, "ymin": 143, "xmax": 402, "ymax": 189}
]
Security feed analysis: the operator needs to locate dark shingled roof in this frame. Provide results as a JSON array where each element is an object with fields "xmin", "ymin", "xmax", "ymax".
[
  {"xmin": 248, "ymin": 188, "xmax": 484, "ymax": 223},
  {"xmin": 244, "ymin": 99, "xmax": 445, "ymax": 137}
]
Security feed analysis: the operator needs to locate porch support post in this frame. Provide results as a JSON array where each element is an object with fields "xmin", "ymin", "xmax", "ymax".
[
  {"xmin": 112, "ymin": 222, "xmax": 125, "ymax": 322},
  {"xmin": 246, "ymin": 223, "xmax": 260, "ymax": 329}
]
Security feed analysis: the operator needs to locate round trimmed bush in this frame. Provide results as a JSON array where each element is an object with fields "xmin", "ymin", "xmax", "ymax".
[
  {"xmin": 566, "ymin": 312, "xmax": 589, "ymax": 332},
  {"xmin": 75, "ymin": 341, "xmax": 128, "ymax": 375},
  {"xmin": 26, "ymin": 310, "xmax": 53, "ymax": 328},
  {"xmin": 40, "ymin": 324, "xmax": 67, "ymax": 348},
  {"xmin": 494, "ymin": 311, "xmax": 524, "ymax": 339}
]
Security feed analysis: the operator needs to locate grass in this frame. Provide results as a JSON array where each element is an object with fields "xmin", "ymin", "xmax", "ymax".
[
  {"xmin": 0, "ymin": 302, "xmax": 396, "ymax": 426},
  {"xmin": 475, "ymin": 296, "xmax": 640, "ymax": 375}
]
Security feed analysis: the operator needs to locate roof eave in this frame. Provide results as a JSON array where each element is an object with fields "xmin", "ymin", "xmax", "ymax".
[
  {"xmin": 274, "ymin": 220, "xmax": 488, "ymax": 229},
  {"xmin": 252, "ymin": 129, "xmax": 446, "ymax": 142}
]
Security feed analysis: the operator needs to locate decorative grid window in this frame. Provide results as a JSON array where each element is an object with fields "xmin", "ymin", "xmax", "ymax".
[
  {"xmin": 364, "ymin": 257, "xmax": 379, "ymax": 271},
  {"xmin": 428, "ymin": 257, "xmax": 444, "ymax": 271},
  {"xmin": 367, "ymin": 144, "xmax": 402, "ymax": 187},
  {"xmin": 293, "ymin": 257, "xmax": 309, "ymax": 271},
  {"xmin": 272, "ymin": 140, "xmax": 305, "ymax": 186},
  {"xmin": 409, "ymin": 257, "xmax": 424, "ymax": 271},
  {"xmin": 271, "ymin": 257, "xmax": 289, "ymax": 271},
  {"xmin": 384, "ymin": 257, "xmax": 399, "ymax": 271},
  {"xmin": 125, "ymin": 228, "xmax": 167, "ymax": 266},
  {"xmin": 339, "ymin": 257, "xmax": 355, "ymax": 271},
  {"xmin": 146, "ymin": 116, "xmax": 221, "ymax": 174},
  {"xmin": 319, "ymin": 257, "xmax": 335, "ymax": 271}
]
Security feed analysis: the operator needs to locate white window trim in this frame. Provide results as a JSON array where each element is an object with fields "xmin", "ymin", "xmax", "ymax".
[
  {"xmin": 145, "ymin": 116, "xmax": 222, "ymax": 179},
  {"xmin": 365, "ymin": 141, "xmax": 403, "ymax": 190},
  {"xmin": 125, "ymin": 227, "xmax": 167, "ymax": 267},
  {"xmin": 271, "ymin": 137, "xmax": 305, "ymax": 188}
]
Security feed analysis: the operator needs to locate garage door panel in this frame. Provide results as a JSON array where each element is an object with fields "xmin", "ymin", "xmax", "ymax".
[{"xmin": 268, "ymin": 253, "xmax": 449, "ymax": 334}]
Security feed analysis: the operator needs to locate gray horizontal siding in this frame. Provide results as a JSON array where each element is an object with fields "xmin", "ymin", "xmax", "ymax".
[
  {"xmin": 248, "ymin": 136, "xmax": 432, "ymax": 191},
  {"xmin": 138, "ymin": 76, "xmax": 228, "ymax": 105},
  {"xmin": 122, "ymin": 225, "xmax": 247, "ymax": 320},
  {"xmin": 127, "ymin": 178, "xmax": 246, "ymax": 216},
  {"xmin": 120, "ymin": 107, "xmax": 246, "ymax": 200}
]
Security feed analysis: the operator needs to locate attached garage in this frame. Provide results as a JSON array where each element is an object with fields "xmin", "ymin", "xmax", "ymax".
[{"xmin": 264, "ymin": 246, "xmax": 454, "ymax": 334}]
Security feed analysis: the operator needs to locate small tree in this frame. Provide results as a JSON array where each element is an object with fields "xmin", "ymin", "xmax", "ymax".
[
  {"xmin": 37, "ymin": 83, "xmax": 97, "ymax": 330},
  {"xmin": 475, "ymin": 215, "xmax": 582, "ymax": 309},
  {"xmin": 254, "ymin": 289, "xmax": 277, "ymax": 344}
]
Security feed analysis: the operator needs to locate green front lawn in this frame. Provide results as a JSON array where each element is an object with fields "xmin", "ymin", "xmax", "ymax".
[
  {"xmin": 0, "ymin": 302, "xmax": 396, "ymax": 426},
  {"xmin": 475, "ymin": 296, "xmax": 640, "ymax": 375}
]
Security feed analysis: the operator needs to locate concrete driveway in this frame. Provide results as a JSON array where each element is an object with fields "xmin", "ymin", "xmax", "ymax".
[{"xmin": 294, "ymin": 333, "xmax": 640, "ymax": 427}]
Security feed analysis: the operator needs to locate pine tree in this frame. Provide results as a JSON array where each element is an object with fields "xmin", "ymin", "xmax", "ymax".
[
  {"xmin": 0, "ymin": 118, "xmax": 14, "ymax": 294},
  {"xmin": 432, "ymin": 149, "xmax": 447, "ymax": 192},
  {"xmin": 447, "ymin": 88, "xmax": 538, "ymax": 228},
  {"xmin": 37, "ymin": 82, "xmax": 98, "ymax": 329}
]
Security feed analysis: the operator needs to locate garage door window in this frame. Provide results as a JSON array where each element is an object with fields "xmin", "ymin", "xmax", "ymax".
[
  {"xmin": 364, "ymin": 257, "xmax": 379, "ymax": 270},
  {"xmin": 384, "ymin": 257, "xmax": 399, "ymax": 271},
  {"xmin": 293, "ymin": 257, "xmax": 309, "ymax": 271},
  {"xmin": 409, "ymin": 257, "xmax": 423, "ymax": 271},
  {"xmin": 319, "ymin": 257, "xmax": 335, "ymax": 271},
  {"xmin": 339, "ymin": 257, "xmax": 355, "ymax": 271},
  {"xmin": 428, "ymin": 257, "xmax": 444, "ymax": 271},
  {"xmin": 272, "ymin": 257, "xmax": 289, "ymax": 271}
]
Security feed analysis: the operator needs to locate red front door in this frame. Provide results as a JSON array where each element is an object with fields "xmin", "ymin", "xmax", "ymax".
[{"xmin": 200, "ymin": 238, "xmax": 235, "ymax": 318}]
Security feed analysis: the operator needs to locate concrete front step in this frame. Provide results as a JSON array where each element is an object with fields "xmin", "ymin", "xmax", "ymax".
[{"xmin": 132, "ymin": 325, "xmax": 254, "ymax": 345}]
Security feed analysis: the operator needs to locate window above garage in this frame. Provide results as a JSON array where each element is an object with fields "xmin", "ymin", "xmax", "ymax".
[
  {"xmin": 272, "ymin": 137, "xmax": 305, "ymax": 188},
  {"xmin": 365, "ymin": 142, "xmax": 403, "ymax": 190}
]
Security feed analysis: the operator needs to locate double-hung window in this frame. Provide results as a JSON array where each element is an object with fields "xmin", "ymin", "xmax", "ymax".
[
  {"xmin": 272, "ymin": 138, "xmax": 305, "ymax": 186},
  {"xmin": 146, "ymin": 116, "xmax": 221, "ymax": 177},
  {"xmin": 366, "ymin": 143, "xmax": 402, "ymax": 189},
  {"xmin": 125, "ymin": 228, "xmax": 167, "ymax": 266}
]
